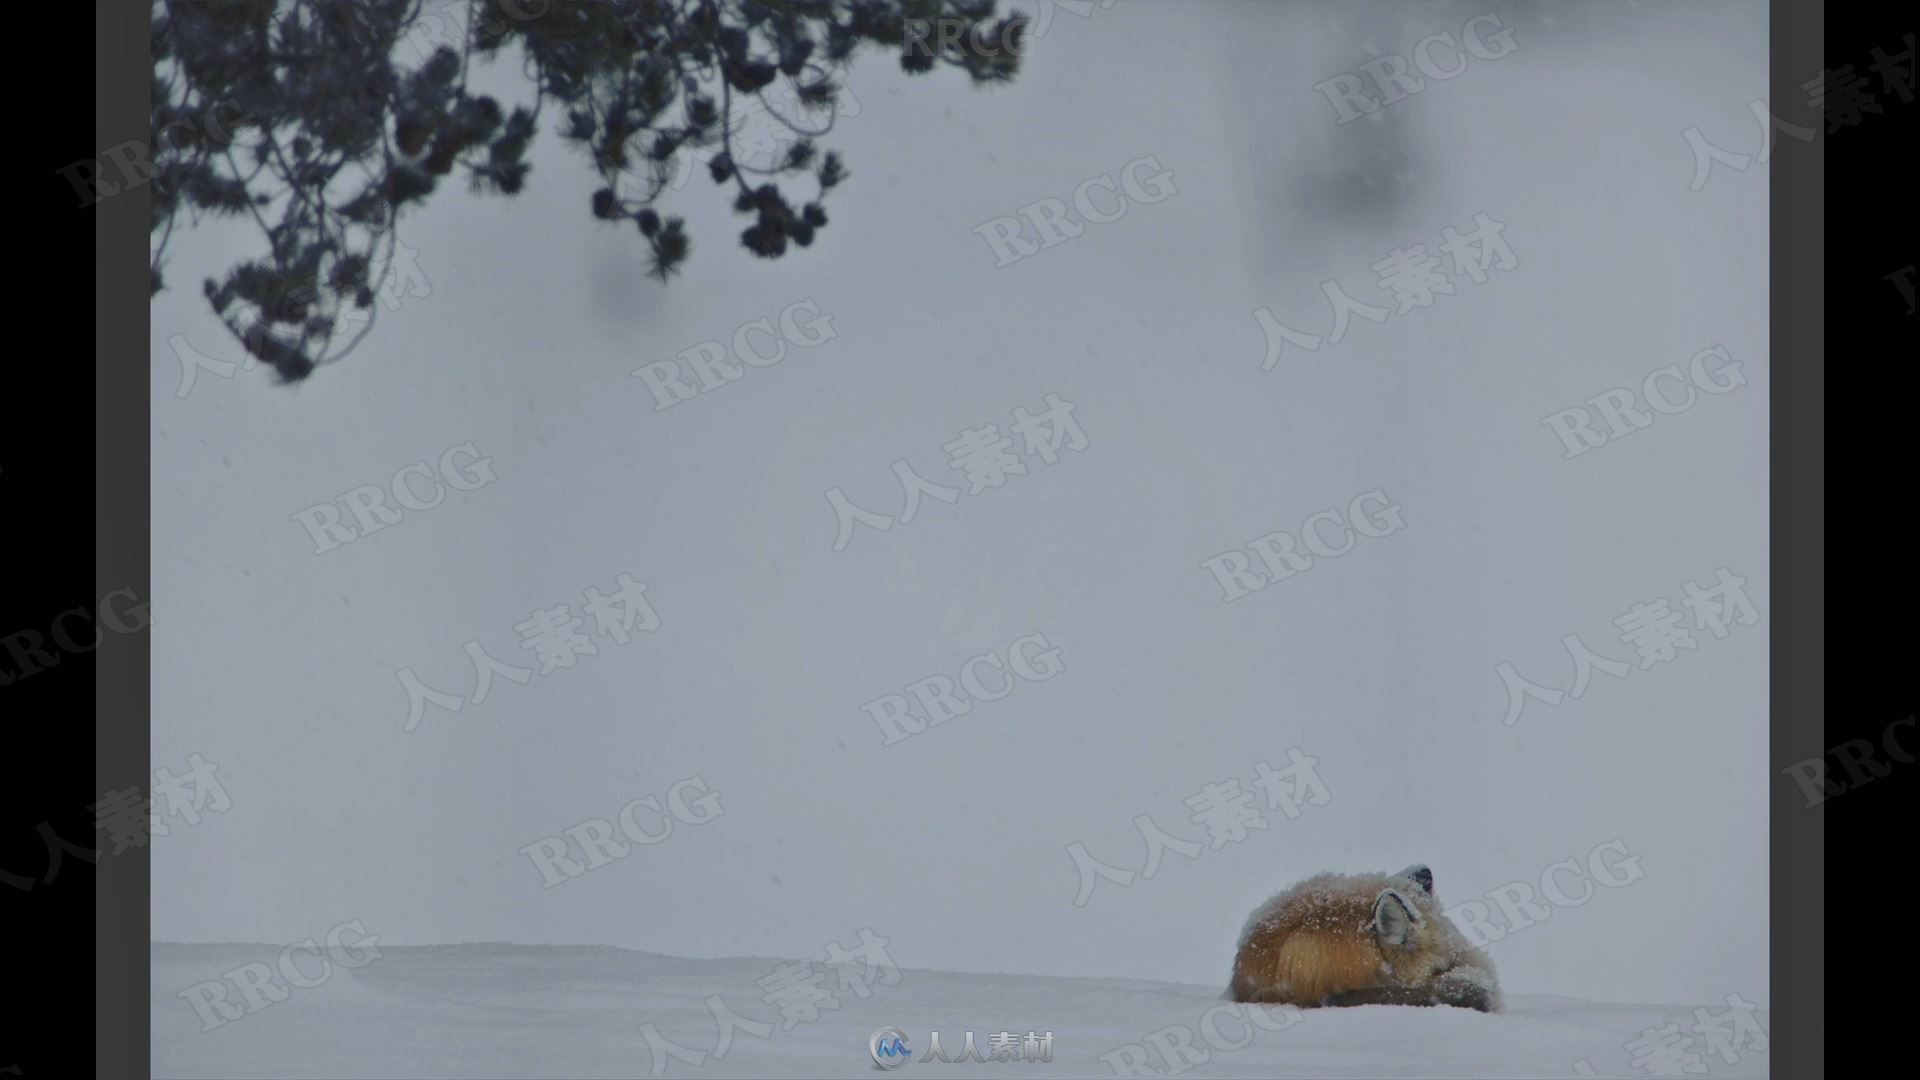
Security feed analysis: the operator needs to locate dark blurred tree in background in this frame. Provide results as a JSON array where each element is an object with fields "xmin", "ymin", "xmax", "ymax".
[{"xmin": 150, "ymin": 0, "xmax": 1027, "ymax": 383}]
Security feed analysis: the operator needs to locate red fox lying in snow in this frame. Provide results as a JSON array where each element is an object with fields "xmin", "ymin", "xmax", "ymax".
[{"xmin": 1229, "ymin": 864, "xmax": 1501, "ymax": 1012}]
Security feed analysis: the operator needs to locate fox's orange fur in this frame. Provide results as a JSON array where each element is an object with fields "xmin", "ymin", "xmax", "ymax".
[{"xmin": 1229, "ymin": 864, "xmax": 1500, "ymax": 1012}]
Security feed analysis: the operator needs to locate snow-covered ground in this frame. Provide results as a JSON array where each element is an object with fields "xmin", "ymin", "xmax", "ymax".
[{"xmin": 153, "ymin": 943, "xmax": 1768, "ymax": 1078}]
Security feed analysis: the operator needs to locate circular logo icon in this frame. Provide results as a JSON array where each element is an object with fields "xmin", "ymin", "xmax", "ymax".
[{"xmin": 870, "ymin": 1026, "xmax": 913, "ymax": 1070}]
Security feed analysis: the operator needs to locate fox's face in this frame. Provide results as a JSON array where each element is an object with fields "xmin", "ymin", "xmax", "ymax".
[{"xmin": 1370, "ymin": 864, "xmax": 1484, "ymax": 990}]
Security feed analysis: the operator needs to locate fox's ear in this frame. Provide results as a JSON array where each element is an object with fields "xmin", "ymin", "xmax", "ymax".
[
  {"xmin": 1399, "ymin": 864, "xmax": 1433, "ymax": 895},
  {"xmin": 1374, "ymin": 888, "xmax": 1424, "ymax": 946}
]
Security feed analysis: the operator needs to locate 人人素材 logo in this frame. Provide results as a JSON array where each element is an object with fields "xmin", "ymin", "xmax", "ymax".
[{"xmin": 869, "ymin": 1027, "xmax": 1055, "ymax": 1065}]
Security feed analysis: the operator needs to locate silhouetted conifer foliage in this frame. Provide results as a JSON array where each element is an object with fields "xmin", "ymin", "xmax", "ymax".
[{"xmin": 151, "ymin": 0, "xmax": 1025, "ymax": 382}]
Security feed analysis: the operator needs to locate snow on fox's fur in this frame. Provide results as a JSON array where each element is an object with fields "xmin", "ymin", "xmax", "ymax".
[{"xmin": 1229, "ymin": 864, "xmax": 1501, "ymax": 1012}]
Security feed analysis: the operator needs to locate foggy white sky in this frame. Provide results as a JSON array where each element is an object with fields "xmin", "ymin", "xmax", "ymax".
[{"xmin": 150, "ymin": 1, "xmax": 1769, "ymax": 1009}]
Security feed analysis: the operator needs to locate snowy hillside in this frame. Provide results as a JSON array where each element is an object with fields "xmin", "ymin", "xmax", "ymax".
[{"xmin": 152, "ymin": 943, "xmax": 1769, "ymax": 1078}]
